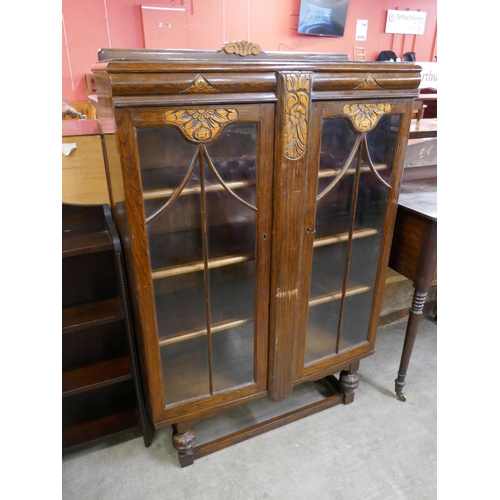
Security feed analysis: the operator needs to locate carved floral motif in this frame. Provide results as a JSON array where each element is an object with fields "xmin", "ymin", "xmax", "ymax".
[
  {"xmin": 181, "ymin": 74, "xmax": 220, "ymax": 94},
  {"xmin": 164, "ymin": 108, "xmax": 238, "ymax": 142},
  {"xmin": 342, "ymin": 103, "xmax": 392, "ymax": 132},
  {"xmin": 224, "ymin": 40, "xmax": 261, "ymax": 56},
  {"xmin": 283, "ymin": 73, "xmax": 310, "ymax": 160}
]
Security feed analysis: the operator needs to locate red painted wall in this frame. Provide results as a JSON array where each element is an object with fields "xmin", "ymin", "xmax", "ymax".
[{"xmin": 62, "ymin": 0, "xmax": 437, "ymax": 102}]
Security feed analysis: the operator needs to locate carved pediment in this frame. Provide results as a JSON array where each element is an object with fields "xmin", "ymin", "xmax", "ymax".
[
  {"xmin": 181, "ymin": 74, "xmax": 221, "ymax": 94},
  {"xmin": 355, "ymin": 74, "xmax": 383, "ymax": 90},
  {"xmin": 223, "ymin": 40, "xmax": 261, "ymax": 56}
]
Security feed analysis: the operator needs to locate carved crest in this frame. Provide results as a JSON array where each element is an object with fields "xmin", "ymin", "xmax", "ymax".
[
  {"xmin": 342, "ymin": 103, "xmax": 392, "ymax": 132},
  {"xmin": 356, "ymin": 74, "xmax": 383, "ymax": 90},
  {"xmin": 164, "ymin": 109, "xmax": 238, "ymax": 142},
  {"xmin": 283, "ymin": 73, "xmax": 310, "ymax": 160},
  {"xmin": 223, "ymin": 40, "xmax": 261, "ymax": 56},
  {"xmin": 181, "ymin": 74, "xmax": 220, "ymax": 94}
]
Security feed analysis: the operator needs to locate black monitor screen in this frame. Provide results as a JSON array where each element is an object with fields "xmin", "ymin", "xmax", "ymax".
[{"xmin": 297, "ymin": 0, "xmax": 350, "ymax": 37}]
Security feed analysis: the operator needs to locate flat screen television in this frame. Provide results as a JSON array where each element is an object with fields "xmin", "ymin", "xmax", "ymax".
[{"xmin": 297, "ymin": 0, "xmax": 350, "ymax": 37}]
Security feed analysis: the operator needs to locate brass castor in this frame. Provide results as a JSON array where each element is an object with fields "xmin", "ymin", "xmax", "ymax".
[{"xmin": 397, "ymin": 393, "xmax": 407, "ymax": 402}]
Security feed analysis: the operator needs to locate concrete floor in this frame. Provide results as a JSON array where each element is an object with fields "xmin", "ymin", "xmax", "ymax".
[{"xmin": 62, "ymin": 316, "xmax": 437, "ymax": 500}]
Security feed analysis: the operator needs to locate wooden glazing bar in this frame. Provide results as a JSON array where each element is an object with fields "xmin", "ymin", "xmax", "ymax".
[
  {"xmin": 151, "ymin": 253, "xmax": 254, "ymax": 280},
  {"xmin": 199, "ymin": 148, "xmax": 214, "ymax": 395},
  {"xmin": 145, "ymin": 146, "xmax": 200, "ymax": 224},
  {"xmin": 158, "ymin": 318, "xmax": 252, "ymax": 347},
  {"xmin": 336, "ymin": 146, "xmax": 363, "ymax": 354},
  {"xmin": 313, "ymin": 228, "xmax": 378, "ymax": 248},
  {"xmin": 308, "ymin": 285, "xmax": 370, "ymax": 308},
  {"xmin": 143, "ymin": 179, "xmax": 256, "ymax": 201}
]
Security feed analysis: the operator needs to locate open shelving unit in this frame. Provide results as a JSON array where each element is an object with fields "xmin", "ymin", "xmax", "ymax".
[{"xmin": 62, "ymin": 203, "xmax": 153, "ymax": 453}]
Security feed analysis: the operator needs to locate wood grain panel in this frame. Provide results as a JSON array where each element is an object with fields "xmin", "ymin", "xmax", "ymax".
[{"xmin": 62, "ymin": 135, "xmax": 110, "ymax": 205}]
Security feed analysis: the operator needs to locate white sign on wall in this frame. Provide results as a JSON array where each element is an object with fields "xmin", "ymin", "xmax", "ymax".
[
  {"xmin": 385, "ymin": 10, "xmax": 426, "ymax": 35},
  {"xmin": 355, "ymin": 20, "xmax": 368, "ymax": 41},
  {"xmin": 418, "ymin": 62, "xmax": 438, "ymax": 89}
]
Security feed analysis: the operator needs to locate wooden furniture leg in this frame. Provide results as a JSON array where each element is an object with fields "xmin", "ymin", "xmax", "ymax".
[
  {"xmin": 392, "ymin": 216, "xmax": 437, "ymax": 402},
  {"xmin": 172, "ymin": 422, "xmax": 196, "ymax": 467},
  {"xmin": 339, "ymin": 361, "xmax": 360, "ymax": 404},
  {"xmin": 395, "ymin": 290, "xmax": 427, "ymax": 401}
]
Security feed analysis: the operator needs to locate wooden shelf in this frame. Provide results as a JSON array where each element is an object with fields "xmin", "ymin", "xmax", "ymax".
[
  {"xmin": 62, "ymin": 203, "xmax": 152, "ymax": 451},
  {"xmin": 159, "ymin": 318, "xmax": 252, "ymax": 346},
  {"xmin": 62, "ymin": 356, "xmax": 132, "ymax": 397},
  {"xmin": 143, "ymin": 179, "xmax": 256, "ymax": 201},
  {"xmin": 62, "ymin": 408, "xmax": 138, "ymax": 452},
  {"xmin": 154, "ymin": 274, "xmax": 255, "ymax": 342},
  {"xmin": 62, "ymin": 230, "xmax": 114, "ymax": 258},
  {"xmin": 142, "ymin": 164, "xmax": 386, "ymax": 202},
  {"xmin": 147, "ymin": 222, "xmax": 256, "ymax": 271},
  {"xmin": 309, "ymin": 284, "xmax": 371, "ymax": 308},
  {"xmin": 318, "ymin": 163, "xmax": 388, "ymax": 179},
  {"xmin": 153, "ymin": 226, "xmax": 379, "ymax": 343},
  {"xmin": 158, "ymin": 280, "xmax": 371, "ymax": 346},
  {"xmin": 152, "ymin": 253, "xmax": 254, "ymax": 280},
  {"xmin": 160, "ymin": 322, "xmax": 256, "ymax": 405},
  {"xmin": 149, "ymin": 226, "xmax": 376, "ymax": 279},
  {"xmin": 62, "ymin": 298, "xmax": 123, "ymax": 333},
  {"xmin": 313, "ymin": 227, "xmax": 378, "ymax": 248}
]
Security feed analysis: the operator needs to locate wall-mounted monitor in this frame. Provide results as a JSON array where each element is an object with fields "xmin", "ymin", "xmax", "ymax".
[{"xmin": 297, "ymin": 0, "xmax": 350, "ymax": 37}]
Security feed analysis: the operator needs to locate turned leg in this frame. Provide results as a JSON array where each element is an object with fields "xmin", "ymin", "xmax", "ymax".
[
  {"xmin": 172, "ymin": 422, "xmax": 196, "ymax": 467},
  {"xmin": 339, "ymin": 361, "xmax": 360, "ymax": 404},
  {"xmin": 395, "ymin": 289, "xmax": 427, "ymax": 401}
]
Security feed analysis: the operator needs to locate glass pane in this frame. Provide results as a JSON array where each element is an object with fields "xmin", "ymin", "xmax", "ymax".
[
  {"xmin": 208, "ymin": 262, "xmax": 256, "ymax": 325},
  {"xmin": 137, "ymin": 120, "xmax": 261, "ymax": 404},
  {"xmin": 365, "ymin": 114, "xmax": 401, "ymax": 186},
  {"xmin": 305, "ymin": 301, "xmax": 340, "ymax": 365},
  {"xmin": 212, "ymin": 323, "xmax": 255, "ymax": 392},
  {"xmin": 161, "ymin": 337, "xmax": 210, "ymax": 405},
  {"xmin": 339, "ymin": 292, "xmax": 373, "ymax": 349},
  {"xmin": 340, "ymin": 114, "xmax": 401, "ymax": 350},
  {"xmin": 309, "ymin": 243, "xmax": 348, "ymax": 298},
  {"xmin": 205, "ymin": 127, "xmax": 257, "ymax": 390},
  {"xmin": 305, "ymin": 117, "xmax": 357, "ymax": 364},
  {"xmin": 205, "ymin": 123, "xmax": 257, "ymax": 206},
  {"xmin": 315, "ymin": 118, "xmax": 357, "ymax": 238},
  {"xmin": 137, "ymin": 126, "xmax": 198, "ymax": 192},
  {"xmin": 153, "ymin": 271, "xmax": 206, "ymax": 340},
  {"xmin": 145, "ymin": 190, "xmax": 204, "ymax": 271},
  {"xmin": 305, "ymin": 113, "xmax": 402, "ymax": 363}
]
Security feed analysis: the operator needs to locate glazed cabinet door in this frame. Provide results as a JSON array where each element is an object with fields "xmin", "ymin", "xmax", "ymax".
[
  {"xmin": 297, "ymin": 99, "xmax": 411, "ymax": 379},
  {"xmin": 114, "ymin": 104, "xmax": 274, "ymax": 424}
]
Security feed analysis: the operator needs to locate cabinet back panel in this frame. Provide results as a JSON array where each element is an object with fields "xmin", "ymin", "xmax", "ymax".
[
  {"xmin": 62, "ymin": 321, "xmax": 129, "ymax": 371},
  {"xmin": 62, "ymin": 251, "xmax": 117, "ymax": 308},
  {"xmin": 62, "ymin": 380, "xmax": 136, "ymax": 427}
]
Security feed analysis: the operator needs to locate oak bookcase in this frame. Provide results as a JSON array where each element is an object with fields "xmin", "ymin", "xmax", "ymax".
[{"xmin": 92, "ymin": 43, "xmax": 420, "ymax": 466}]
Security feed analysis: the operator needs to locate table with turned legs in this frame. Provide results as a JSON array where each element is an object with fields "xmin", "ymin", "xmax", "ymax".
[{"xmin": 389, "ymin": 187, "xmax": 437, "ymax": 401}]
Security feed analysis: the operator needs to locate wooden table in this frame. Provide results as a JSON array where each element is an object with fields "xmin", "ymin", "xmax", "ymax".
[
  {"xmin": 409, "ymin": 118, "xmax": 437, "ymax": 139},
  {"xmin": 62, "ymin": 120, "xmax": 114, "ymax": 205},
  {"xmin": 389, "ymin": 183, "xmax": 437, "ymax": 401},
  {"xmin": 416, "ymin": 93, "xmax": 437, "ymax": 101}
]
